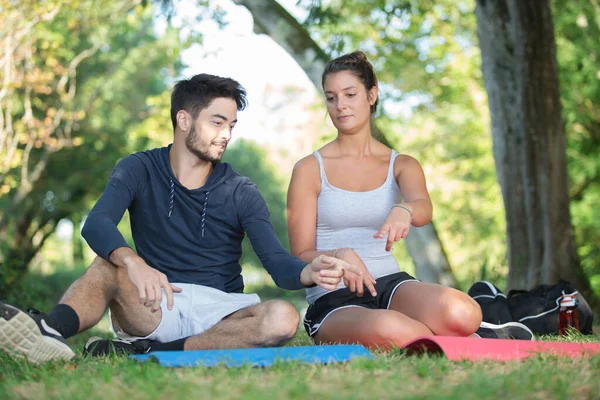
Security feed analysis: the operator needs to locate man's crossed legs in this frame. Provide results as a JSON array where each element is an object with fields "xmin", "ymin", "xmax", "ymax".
[{"xmin": 0, "ymin": 257, "xmax": 300, "ymax": 363}]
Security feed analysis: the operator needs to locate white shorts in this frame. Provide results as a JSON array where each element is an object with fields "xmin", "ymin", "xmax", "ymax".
[{"xmin": 111, "ymin": 283, "xmax": 261, "ymax": 343}]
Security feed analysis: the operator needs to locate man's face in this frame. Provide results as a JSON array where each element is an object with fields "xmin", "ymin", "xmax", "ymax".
[{"xmin": 185, "ymin": 97, "xmax": 238, "ymax": 163}]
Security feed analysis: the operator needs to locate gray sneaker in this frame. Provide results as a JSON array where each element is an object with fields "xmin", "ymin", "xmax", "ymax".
[
  {"xmin": 0, "ymin": 302, "xmax": 75, "ymax": 363},
  {"xmin": 475, "ymin": 321, "xmax": 535, "ymax": 340}
]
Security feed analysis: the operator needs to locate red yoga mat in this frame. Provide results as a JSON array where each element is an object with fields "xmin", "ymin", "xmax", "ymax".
[{"xmin": 404, "ymin": 336, "xmax": 600, "ymax": 361}]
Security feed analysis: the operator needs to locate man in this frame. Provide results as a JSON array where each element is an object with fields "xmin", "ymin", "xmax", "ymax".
[{"xmin": 0, "ymin": 74, "xmax": 359, "ymax": 363}]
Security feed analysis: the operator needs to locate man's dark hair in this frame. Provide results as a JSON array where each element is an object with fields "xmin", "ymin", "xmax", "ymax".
[{"xmin": 170, "ymin": 74, "xmax": 248, "ymax": 129}]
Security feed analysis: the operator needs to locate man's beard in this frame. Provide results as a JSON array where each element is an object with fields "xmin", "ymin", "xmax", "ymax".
[{"xmin": 185, "ymin": 125, "xmax": 226, "ymax": 163}]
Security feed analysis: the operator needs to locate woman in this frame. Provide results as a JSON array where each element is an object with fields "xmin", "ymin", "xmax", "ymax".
[{"xmin": 287, "ymin": 51, "xmax": 531, "ymax": 349}]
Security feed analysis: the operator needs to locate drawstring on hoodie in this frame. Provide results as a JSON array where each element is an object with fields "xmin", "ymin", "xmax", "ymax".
[
  {"xmin": 168, "ymin": 178, "xmax": 210, "ymax": 238},
  {"xmin": 201, "ymin": 191, "xmax": 209, "ymax": 238},
  {"xmin": 168, "ymin": 179, "xmax": 175, "ymax": 218}
]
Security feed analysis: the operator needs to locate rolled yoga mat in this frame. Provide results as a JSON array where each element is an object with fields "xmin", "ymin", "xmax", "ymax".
[{"xmin": 404, "ymin": 336, "xmax": 600, "ymax": 361}]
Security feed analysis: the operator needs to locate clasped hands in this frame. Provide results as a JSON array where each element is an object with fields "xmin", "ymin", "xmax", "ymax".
[
  {"xmin": 308, "ymin": 248, "xmax": 377, "ymax": 297},
  {"xmin": 310, "ymin": 205, "xmax": 412, "ymax": 297}
]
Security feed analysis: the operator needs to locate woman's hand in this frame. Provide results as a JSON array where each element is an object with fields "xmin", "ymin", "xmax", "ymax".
[
  {"xmin": 334, "ymin": 248, "xmax": 377, "ymax": 297},
  {"xmin": 374, "ymin": 204, "xmax": 412, "ymax": 251}
]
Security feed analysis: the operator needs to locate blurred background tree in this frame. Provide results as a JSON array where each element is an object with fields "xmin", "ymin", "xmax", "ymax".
[
  {"xmin": 0, "ymin": 0, "xmax": 186, "ymax": 294},
  {"xmin": 553, "ymin": 0, "xmax": 600, "ymax": 297},
  {"xmin": 231, "ymin": 0, "xmax": 599, "ymax": 304},
  {"xmin": 2, "ymin": 0, "xmax": 598, "ymax": 313}
]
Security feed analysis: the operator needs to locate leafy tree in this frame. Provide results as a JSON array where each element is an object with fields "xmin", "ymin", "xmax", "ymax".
[
  {"xmin": 553, "ymin": 0, "xmax": 600, "ymax": 295},
  {"xmin": 267, "ymin": 0, "xmax": 498, "ymax": 287},
  {"xmin": 475, "ymin": 0, "xmax": 595, "ymax": 309},
  {"xmin": 0, "ymin": 0, "xmax": 186, "ymax": 293},
  {"xmin": 222, "ymin": 139, "xmax": 290, "ymax": 269},
  {"xmin": 269, "ymin": 0, "xmax": 598, "ymax": 300},
  {"xmin": 231, "ymin": 0, "xmax": 459, "ymax": 287}
]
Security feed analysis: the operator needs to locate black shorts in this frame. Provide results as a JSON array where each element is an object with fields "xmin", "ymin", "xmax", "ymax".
[{"xmin": 303, "ymin": 272, "xmax": 419, "ymax": 338}]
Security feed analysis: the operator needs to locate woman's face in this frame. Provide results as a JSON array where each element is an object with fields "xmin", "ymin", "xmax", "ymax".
[{"xmin": 323, "ymin": 70, "xmax": 377, "ymax": 133}]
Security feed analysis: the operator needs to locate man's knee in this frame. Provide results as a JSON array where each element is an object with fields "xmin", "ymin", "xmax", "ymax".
[
  {"xmin": 84, "ymin": 256, "xmax": 130, "ymax": 298},
  {"xmin": 260, "ymin": 300, "xmax": 300, "ymax": 345},
  {"xmin": 86, "ymin": 256, "xmax": 116, "ymax": 276}
]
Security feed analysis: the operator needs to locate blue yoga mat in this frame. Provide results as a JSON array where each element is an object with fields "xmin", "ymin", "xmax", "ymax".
[{"xmin": 130, "ymin": 345, "xmax": 373, "ymax": 367}]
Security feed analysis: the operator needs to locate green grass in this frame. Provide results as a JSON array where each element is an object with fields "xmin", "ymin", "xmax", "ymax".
[
  {"xmin": 1, "ymin": 332, "xmax": 600, "ymax": 400},
  {"xmin": 2, "ymin": 270, "xmax": 600, "ymax": 399}
]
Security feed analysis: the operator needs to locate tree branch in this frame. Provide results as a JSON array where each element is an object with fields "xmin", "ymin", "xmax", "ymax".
[{"xmin": 232, "ymin": 0, "xmax": 330, "ymax": 93}]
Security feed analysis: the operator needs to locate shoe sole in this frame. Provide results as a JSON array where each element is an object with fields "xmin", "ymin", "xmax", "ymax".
[
  {"xmin": 480, "ymin": 321, "xmax": 535, "ymax": 341},
  {"xmin": 0, "ymin": 303, "xmax": 75, "ymax": 363}
]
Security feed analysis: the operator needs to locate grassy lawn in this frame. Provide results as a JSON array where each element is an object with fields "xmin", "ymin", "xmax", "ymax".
[
  {"xmin": 2, "ymin": 270, "xmax": 600, "ymax": 399},
  {"xmin": 2, "ymin": 331, "xmax": 599, "ymax": 400}
]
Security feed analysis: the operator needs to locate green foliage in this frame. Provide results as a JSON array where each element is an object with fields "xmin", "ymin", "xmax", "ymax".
[
  {"xmin": 553, "ymin": 0, "xmax": 600, "ymax": 292},
  {"xmin": 297, "ymin": 0, "xmax": 600, "ymax": 291},
  {"xmin": 222, "ymin": 139, "xmax": 291, "ymax": 269},
  {"xmin": 4, "ymin": 0, "xmax": 599, "ymax": 298},
  {"xmin": 0, "ymin": 0, "xmax": 186, "ymax": 293},
  {"xmin": 298, "ymin": 0, "xmax": 507, "ymax": 287}
]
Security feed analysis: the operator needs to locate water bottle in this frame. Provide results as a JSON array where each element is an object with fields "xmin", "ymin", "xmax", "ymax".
[{"xmin": 558, "ymin": 294, "xmax": 580, "ymax": 335}]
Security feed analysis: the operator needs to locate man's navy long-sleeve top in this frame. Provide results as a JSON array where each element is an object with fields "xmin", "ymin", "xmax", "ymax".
[{"xmin": 81, "ymin": 145, "xmax": 308, "ymax": 293}]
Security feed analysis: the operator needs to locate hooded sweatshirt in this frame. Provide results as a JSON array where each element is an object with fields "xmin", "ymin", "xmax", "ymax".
[{"xmin": 81, "ymin": 145, "xmax": 307, "ymax": 293}]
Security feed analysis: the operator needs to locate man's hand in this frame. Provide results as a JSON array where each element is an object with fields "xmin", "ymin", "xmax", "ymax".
[
  {"xmin": 123, "ymin": 256, "xmax": 182, "ymax": 312},
  {"xmin": 374, "ymin": 205, "xmax": 412, "ymax": 251},
  {"xmin": 334, "ymin": 248, "xmax": 377, "ymax": 297},
  {"xmin": 300, "ymin": 254, "xmax": 357, "ymax": 290},
  {"xmin": 301, "ymin": 252, "xmax": 377, "ymax": 297}
]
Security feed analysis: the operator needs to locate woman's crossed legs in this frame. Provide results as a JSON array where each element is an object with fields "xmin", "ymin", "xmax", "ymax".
[{"xmin": 312, "ymin": 281, "xmax": 482, "ymax": 349}]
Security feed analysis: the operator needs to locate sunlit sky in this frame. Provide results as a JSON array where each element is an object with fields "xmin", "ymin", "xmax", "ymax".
[
  {"xmin": 160, "ymin": 0, "xmax": 320, "ymax": 146},
  {"xmin": 155, "ymin": 0, "xmax": 414, "ymax": 144}
]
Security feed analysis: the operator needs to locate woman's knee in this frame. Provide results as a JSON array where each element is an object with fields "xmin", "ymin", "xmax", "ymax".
[
  {"xmin": 368, "ymin": 315, "xmax": 431, "ymax": 348},
  {"xmin": 441, "ymin": 292, "xmax": 482, "ymax": 336},
  {"xmin": 260, "ymin": 300, "xmax": 300, "ymax": 345}
]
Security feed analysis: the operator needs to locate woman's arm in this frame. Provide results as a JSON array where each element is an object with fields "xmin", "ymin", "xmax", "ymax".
[
  {"xmin": 394, "ymin": 155, "xmax": 433, "ymax": 227},
  {"xmin": 287, "ymin": 155, "xmax": 332, "ymax": 262},
  {"xmin": 374, "ymin": 154, "xmax": 433, "ymax": 251}
]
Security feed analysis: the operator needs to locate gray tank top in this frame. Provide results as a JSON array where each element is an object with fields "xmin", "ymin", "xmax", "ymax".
[{"xmin": 306, "ymin": 150, "xmax": 403, "ymax": 304}]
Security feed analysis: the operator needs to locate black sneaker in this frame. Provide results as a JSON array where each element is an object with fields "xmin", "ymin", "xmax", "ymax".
[
  {"xmin": 475, "ymin": 321, "xmax": 535, "ymax": 341},
  {"xmin": 0, "ymin": 302, "xmax": 75, "ymax": 362},
  {"xmin": 83, "ymin": 336, "xmax": 154, "ymax": 357}
]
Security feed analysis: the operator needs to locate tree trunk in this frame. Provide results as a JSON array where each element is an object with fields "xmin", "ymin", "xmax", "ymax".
[
  {"xmin": 233, "ymin": 0, "xmax": 457, "ymax": 287},
  {"xmin": 475, "ymin": 1, "xmax": 595, "ymax": 305},
  {"xmin": 405, "ymin": 225, "xmax": 457, "ymax": 287}
]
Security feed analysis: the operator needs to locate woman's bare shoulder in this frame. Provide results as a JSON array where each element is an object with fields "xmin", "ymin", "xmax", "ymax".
[
  {"xmin": 293, "ymin": 152, "xmax": 319, "ymax": 172},
  {"xmin": 393, "ymin": 153, "xmax": 424, "ymax": 175},
  {"xmin": 394, "ymin": 153, "xmax": 421, "ymax": 165}
]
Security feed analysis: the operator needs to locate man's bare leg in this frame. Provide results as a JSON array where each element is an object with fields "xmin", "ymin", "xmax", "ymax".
[
  {"xmin": 183, "ymin": 300, "xmax": 300, "ymax": 350},
  {"xmin": 57, "ymin": 256, "xmax": 161, "ymax": 336},
  {"xmin": 0, "ymin": 256, "xmax": 159, "ymax": 362},
  {"xmin": 86, "ymin": 294, "xmax": 301, "ymax": 355}
]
